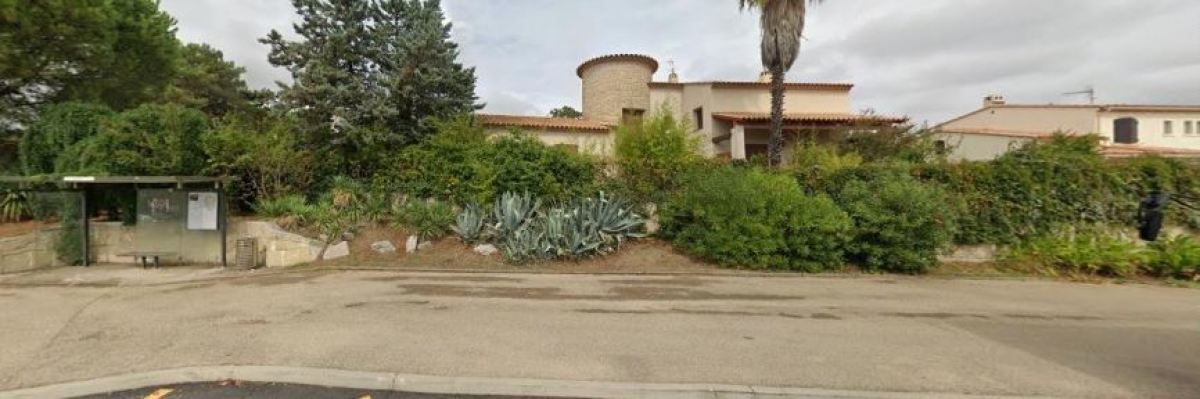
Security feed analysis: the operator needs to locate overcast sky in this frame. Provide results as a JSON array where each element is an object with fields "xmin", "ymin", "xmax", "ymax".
[{"xmin": 162, "ymin": 0, "xmax": 1200, "ymax": 124}]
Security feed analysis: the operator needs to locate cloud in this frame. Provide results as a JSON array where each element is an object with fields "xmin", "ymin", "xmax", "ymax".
[{"xmin": 161, "ymin": 0, "xmax": 1200, "ymax": 124}]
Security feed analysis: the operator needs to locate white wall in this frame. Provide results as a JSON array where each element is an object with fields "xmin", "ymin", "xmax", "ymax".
[
  {"xmin": 1098, "ymin": 112, "xmax": 1200, "ymax": 149},
  {"xmin": 941, "ymin": 107, "xmax": 1098, "ymax": 135},
  {"xmin": 935, "ymin": 132, "xmax": 1036, "ymax": 161}
]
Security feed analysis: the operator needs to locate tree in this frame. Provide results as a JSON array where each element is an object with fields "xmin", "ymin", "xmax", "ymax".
[
  {"xmin": 18, "ymin": 102, "xmax": 115, "ymax": 175},
  {"xmin": 739, "ymin": 0, "xmax": 821, "ymax": 167},
  {"xmin": 57, "ymin": 104, "xmax": 210, "ymax": 176},
  {"xmin": 549, "ymin": 106, "xmax": 583, "ymax": 119},
  {"xmin": 261, "ymin": 0, "xmax": 478, "ymax": 179},
  {"xmin": 0, "ymin": 0, "xmax": 180, "ymax": 129},
  {"xmin": 161, "ymin": 43, "xmax": 261, "ymax": 118}
]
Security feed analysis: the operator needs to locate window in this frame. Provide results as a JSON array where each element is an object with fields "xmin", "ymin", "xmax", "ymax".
[
  {"xmin": 1114, "ymin": 118, "xmax": 1139, "ymax": 144},
  {"xmin": 621, "ymin": 108, "xmax": 645, "ymax": 126},
  {"xmin": 1164, "ymin": 120, "xmax": 1174, "ymax": 136},
  {"xmin": 693, "ymin": 107, "xmax": 704, "ymax": 130},
  {"xmin": 933, "ymin": 140, "xmax": 948, "ymax": 155},
  {"xmin": 1185, "ymin": 121, "xmax": 1195, "ymax": 135}
]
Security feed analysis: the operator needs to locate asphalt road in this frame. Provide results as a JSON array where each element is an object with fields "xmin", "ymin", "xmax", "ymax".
[
  {"xmin": 1, "ymin": 269, "xmax": 1198, "ymax": 398},
  {"xmin": 74, "ymin": 382, "xmax": 559, "ymax": 399}
]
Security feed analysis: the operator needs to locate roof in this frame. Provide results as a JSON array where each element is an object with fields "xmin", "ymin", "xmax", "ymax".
[
  {"xmin": 649, "ymin": 81, "xmax": 854, "ymax": 91},
  {"xmin": 576, "ymin": 54, "xmax": 659, "ymax": 78},
  {"xmin": 938, "ymin": 103, "xmax": 1200, "ymax": 130},
  {"xmin": 477, "ymin": 114, "xmax": 610, "ymax": 132},
  {"xmin": 711, "ymin": 112, "xmax": 909, "ymax": 124},
  {"xmin": 0, "ymin": 175, "xmax": 233, "ymax": 189},
  {"xmin": 935, "ymin": 127, "xmax": 1063, "ymax": 139}
]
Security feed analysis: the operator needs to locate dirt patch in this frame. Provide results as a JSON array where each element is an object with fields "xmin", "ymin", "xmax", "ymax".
[
  {"xmin": 0, "ymin": 220, "xmax": 54, "ymax": 238},
  {"xmin": 316, "ymin": 237, "xmax": 729, "ymax": 274},
  {"xmin": 346, "ymin": 227, "xmax": 410, "ymax": 263}
]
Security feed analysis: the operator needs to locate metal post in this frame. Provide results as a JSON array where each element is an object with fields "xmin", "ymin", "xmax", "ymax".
[
  {"xmin": 80, "ymin": 188, "xmax": 89, "ymax": 267},
  {"xmin": 219, "ymin": 186, "xmax": 227, "ymax": 267}
]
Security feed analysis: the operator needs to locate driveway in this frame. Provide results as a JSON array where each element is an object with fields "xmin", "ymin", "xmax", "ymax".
[{"xmin": 0, "ymin": 269, "xmax": 1197, "ymax": 398}]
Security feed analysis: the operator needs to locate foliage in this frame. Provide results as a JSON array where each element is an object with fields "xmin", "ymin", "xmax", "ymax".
[
  {"xmin": 252, "ymin": 195, "xmax": 310, "ymax": 219},
  {"xmin": 490, "ymin": 192, "xmax": 646, "ymax": 264},
  {"xmin": 376, "ymin": 118, "xmax": 598, "ymax": 205},
  {"xmin": 160, "ymin": 43, "xmax": 262, "ymax": 118},
  {"xmin": 453, "ymin": 203, "xmax": 486, "ymax": 244},
  {"xmin": 660, "ymin": 167, "xmax": 851, "ymax": 271},
  {"xmin": 262, "ymin": 0, "xmax": 479, "ymax": 179},
  {"xmin": 786, "ymin": 144, "xmax": 863, "ymax": 190},
  {"xmin": 548, "ymin": 106, "xmax": 583, "ymax": 118},
  {"xmin": 54, "ymin": 193, "xmax": 84, "ymax": 265},
  {"xmin": 203, "ymin": 113, "xmax": 315, "ymax": 206},
  {"xmin": 0, "ymin": 189, "xmax": 30, "ymax": 222},
  {"xmin": 56, "ymin": 104, "xmax": 211, "ymax": 176},
  {"xmin": 1147, "ymin": 235, "xmax": 1200, "ymax": 279},
  {"xmin": 1003, "ymin": 227, "xmax": 1148, "ymax": 278},
  {"xmin": 613, "ymin": 109, "xmax": 702, "ymax": 204},
  {"xmin": 926, "ymin": 135, "xmax": 1129, "ymax": 245},
  {"xmin": 0, "ymin": 0, "xmax": 179, "ymax": 126},
  {"xmin": 19, "ymin": 102, "xmax": 115, "ymax": 175},
  {"xmin": 394, "ymin": 199, "xmax": 456, "ymax": 241},
  {"xmin": 832, "ymin": 169, "xmax": 956, "ymax": 273}
]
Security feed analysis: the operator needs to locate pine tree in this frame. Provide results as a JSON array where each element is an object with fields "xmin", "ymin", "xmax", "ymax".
[{"xmin": 261, "ymin": 0, "xmax": 478, "ymax": 178}]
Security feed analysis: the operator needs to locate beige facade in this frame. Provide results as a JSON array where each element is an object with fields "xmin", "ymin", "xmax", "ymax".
[
  {"xmin": 937, "ymin": 96, "xmax": 1200, "ymax": 161},
  {"xmin": 482, "ymin": 54, "xmax": 905, "ymax": 159}
]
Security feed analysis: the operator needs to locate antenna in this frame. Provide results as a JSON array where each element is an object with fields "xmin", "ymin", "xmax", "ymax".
[{"xmin": 1063, "ymin": 86, "xmax": 1096, "ymax": 104}]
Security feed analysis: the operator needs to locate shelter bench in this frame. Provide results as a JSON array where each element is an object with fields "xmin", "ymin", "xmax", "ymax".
[{"xmin": 118, "ymin": 251, "xmax": 176, "ymax": 269}]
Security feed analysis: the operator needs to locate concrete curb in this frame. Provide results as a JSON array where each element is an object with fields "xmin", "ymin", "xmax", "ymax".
[{"xmin": 0, "ymin": 366, "xmax": 1052, "ymax": 399}]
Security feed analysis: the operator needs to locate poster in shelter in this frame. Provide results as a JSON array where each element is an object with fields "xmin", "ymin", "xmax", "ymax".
[{"xmin": 187, "ymin": 192, "xmax": 219, "ymax": 231}]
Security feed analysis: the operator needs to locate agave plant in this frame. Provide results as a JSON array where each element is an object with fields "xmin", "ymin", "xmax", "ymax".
[
  {"xmin": 453, "ymin": 203, "xmax": 487, "ymax": 243},
  {"xmin": 1, "ymin": 189, "xmax": 31, "ymax": 223},
  {"xmin": 500, "ymin": 223, "xmax": 545, "ymax": 264},
  {"xmin": 575, "ymin": 192, "xmax": 647, "ymax": 247},
  {"xmin": 492, "ymin": 191, "xmax": 539, "ymax": 238}
]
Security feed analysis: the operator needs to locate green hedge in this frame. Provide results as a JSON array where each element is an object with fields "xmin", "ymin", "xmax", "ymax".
[
  {"xmin": 660, "ymin": 166, "xmax": 852, "ymax": 272},
  {"xmin": 831, "ymin": 170, "xmax": 956, "ymax": 273}
]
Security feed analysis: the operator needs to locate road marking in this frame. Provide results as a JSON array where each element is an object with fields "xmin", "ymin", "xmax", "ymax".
[{"xmin": 143, "ymin": 388, "xmax": 174, "ymax": 399}]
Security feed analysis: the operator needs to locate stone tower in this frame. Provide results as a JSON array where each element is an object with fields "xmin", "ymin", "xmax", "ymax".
[{"xmin": 576, "ymin": 54, "xmax": 658, "ymax": 125}]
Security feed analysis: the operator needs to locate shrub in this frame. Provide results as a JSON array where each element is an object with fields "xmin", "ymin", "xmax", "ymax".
[
  {"xmin": 786, "ymin": 144, "xmax": 863, "ymax": 191},
  {"xmin": 660, "ymin": 167, "xmax": 852, "ymax": 271},
  {"xmin": 375, "ymin": 117, "xmax": 597, "ymax": 205},
  {"xmin": 394, "ymin": 199, "xmax": 456, "ymax": 241},
  {"xmin": 19, "ymin": 102, "xmax": 115, "ymax": 175},
  {"xmin": 1147, "ymin": 235, "xmax": 1200, "ymax": 279},
  {"xmin": 833, "ymin": 170, "xmax": 956, "ymax": 273},
  {"xmin": 1004, "ymin": 227, "xmax": 1149, "ymax": 278},
  {"xmin": 253, "ymin": 195, "xmax": 310, "ymax": 219},
  {"xmin": 57, "ymin": 104, "xmax": 211, "ymax": 176},
  {"xmin": 613, "ymin": 109, "xmax": 701, "ymax": 204},
  {"xmin": 203, "ymin": 113, "xmax": 315, "ymax": 208},
  {"xmin": 0, "ymin": 189, "xmax": 31, "ymax": 222}
]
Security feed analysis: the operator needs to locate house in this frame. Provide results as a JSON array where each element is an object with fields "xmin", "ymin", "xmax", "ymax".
[
  {"xmin": 478, "ymin": 54, "xmax": 907, "ymax": 159},
  {"xmin": 935, "ymin": 95, "xmax": 1200, "ymax": 160}
]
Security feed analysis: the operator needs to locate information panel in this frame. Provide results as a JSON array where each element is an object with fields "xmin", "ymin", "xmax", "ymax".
[{"xmin": 187, "ymin": 192, "xmax": 219, "ymax": 231}]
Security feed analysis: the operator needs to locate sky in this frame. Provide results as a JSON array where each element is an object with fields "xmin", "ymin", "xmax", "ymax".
[{"xmin": 162, "ymin": 0, "xmax": 1200, "ymax": 125}]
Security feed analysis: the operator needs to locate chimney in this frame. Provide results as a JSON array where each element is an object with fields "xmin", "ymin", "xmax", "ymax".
[
  {"xmin": 758, "ymin": 70, "xmax": 772, "ymax": 83},
  {"xmin": 984, "ymin": 94, "xmax": 1006, "ymax": 107}
]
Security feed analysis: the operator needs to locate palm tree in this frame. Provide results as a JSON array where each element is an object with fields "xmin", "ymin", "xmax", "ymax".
[{"xmin": 739, "ymin": 0, "xmax": 821, "ymax": 167}]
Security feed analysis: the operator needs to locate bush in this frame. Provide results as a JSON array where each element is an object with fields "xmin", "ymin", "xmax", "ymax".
[
  {"xmin": 833, "ymin": 170, "xmax": 956, "ymax": 273},
  {"xmin": 19, "ymin": 102, "xmax": 115, "ymax": 175},
  {"xmin": 1004, "ymin": 227, "xmax": 1148, "ymax": 278},
  {"xmin": 613, "ymin": 109, "xmax": 701, "ymax": 204},
  {"xmin": 394, "ymin": 199, "xmax": 456, "ymax": 241},
  {"xmin": 1147, "ymin": 235, "xmax": 1200, "ymax": 279},
  {"xmin": 0, "ymin": 189, "xmax": 31, "ymax": 222},
  {"xmin": 375, "ymin": 117, "xmax": 597, "ymax": 205},
  {"xmin": 660, "ymin": 167, "xmax": 852, "ymax": 271},
  {"xmin": 786, "ymin": 144, "xmax": 863, "ymax": 191},
  {"xmin": 253, "ymin": 195, "xmax": 310, "ymax": 219},
  {"xmin": 57, "ymin": 104, "xmax": 211, "ymax": 176},
  {"xmin": 203, "ymin": 113, "xmax": 315, "ymax": 208}
]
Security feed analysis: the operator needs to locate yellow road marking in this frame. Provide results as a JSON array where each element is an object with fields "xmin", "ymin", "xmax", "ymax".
[{"xmin": 143, "ymin": 388, "xmax": 174, "ymax": 399}]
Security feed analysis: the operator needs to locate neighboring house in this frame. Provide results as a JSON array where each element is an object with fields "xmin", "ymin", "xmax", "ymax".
[
  {"xmin": 936, "ymin": 95, "xmax": 1200, "ymax": 160},
  {"xmin": 479, "ymin": 54, "xmax": 907, "ymax": 159}
]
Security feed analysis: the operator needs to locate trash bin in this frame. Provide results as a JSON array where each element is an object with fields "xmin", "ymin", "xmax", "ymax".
[{"xmin": 234, "ymin": 237, "xmax": 258, "ymax": 269}]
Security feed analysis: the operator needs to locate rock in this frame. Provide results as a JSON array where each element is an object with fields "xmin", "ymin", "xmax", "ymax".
[
  {"xmin": 472, "ymin": 244, "xmax": 499, "ymax": 256},
  {"xmin": 643, "ymin": 203, "xmax": 660, "ymax": 235},
  {"xmin": 322, "ymin": 241, "xmax": 350, "ymax": 260},
  {"xmin": 370, "ymin": 240, "xmax": 396, "ymax": 254},
  {"xmin": 417, "ymin": 241, "xmax": 433, "ymax": 251},
  {"xmin": 405, "ymin": 235, "xmax": 419, "ymax": 254}
]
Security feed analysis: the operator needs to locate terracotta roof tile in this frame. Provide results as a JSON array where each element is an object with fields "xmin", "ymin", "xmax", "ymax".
[
  {"xmin": 712, "ymin": 112, "xmax": 908, "ymax": 124},
  {"xmin": 576, "ymin": 54, "xmax": 659, "ymax": 78},
  {"xmin": 477, "ymin": 114, "xmax": 610, "ymax": 132}
]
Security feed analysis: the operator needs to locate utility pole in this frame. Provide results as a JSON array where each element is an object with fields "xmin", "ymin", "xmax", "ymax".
[{"xmin": 1063, "ymin": 86, "xmax": 1097, "ymax": 104}]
